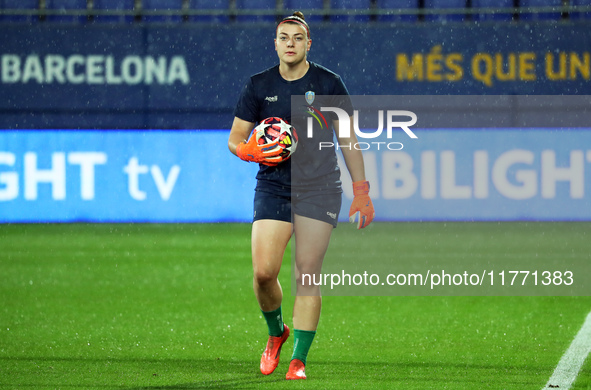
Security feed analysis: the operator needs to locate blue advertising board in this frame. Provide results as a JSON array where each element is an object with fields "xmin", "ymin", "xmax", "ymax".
[
  {"xmin": 339, "ymin": 128, "xmax": 591, "ymax": 222},
  {"xmin": 1, "ymin": 129, "xmax": 590, "ymax": 222},
  {"xmin": 0, "ymin": 130, "xmax": 257, "ymax": 222}
]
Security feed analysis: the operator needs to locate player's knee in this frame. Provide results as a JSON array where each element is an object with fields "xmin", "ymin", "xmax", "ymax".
[
  {"xmin": 294, "ymin": 268, "xmax": 321, "ymax": 288},
  {"xmin": 254, "ymin": 268, "xmax": 278, "ymax": 286}
]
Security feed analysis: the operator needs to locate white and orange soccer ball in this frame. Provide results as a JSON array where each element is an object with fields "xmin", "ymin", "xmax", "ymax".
[{"xmin": 255, "ymin": 117, "xmax": 298, "ymax": 162}]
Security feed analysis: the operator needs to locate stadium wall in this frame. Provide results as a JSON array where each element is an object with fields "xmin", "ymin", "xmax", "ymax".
[
  {"xmin": 1, "ymin": 23, "xmax": 590, "ymax": 222},
  {"xmin": 1, "ymin": 22, "xmax": 590, "ymax": 130}
]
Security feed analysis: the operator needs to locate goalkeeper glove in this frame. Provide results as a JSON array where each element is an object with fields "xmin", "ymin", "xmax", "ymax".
[
  {"xmin": 349, "ymin": 180, "xmax": 375, "ymax": 230},
  {"xmin": 236, "ymin": 129, "xmax": 283, "ymax": 166}
]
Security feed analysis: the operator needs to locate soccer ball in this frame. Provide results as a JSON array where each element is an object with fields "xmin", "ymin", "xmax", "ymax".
[{"xmin": 255, "ymin": 117, "xmax": 298, "ymax": 161}]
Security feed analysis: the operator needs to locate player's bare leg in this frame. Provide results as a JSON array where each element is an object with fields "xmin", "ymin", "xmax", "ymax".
[
  {"xmin": 293, "ymin": 214, "xmax": 333, "ymax": 327},
  {"xmin": 252, "ymin": 219, "xmax": 292, "ymax": 310},
  {"xmin": 252, "ymin": 219, "xmax": 293, "ymax": 375},
  {"xmin": 288, "ymin": 214, "xmax": 334, "ymax": 379}
]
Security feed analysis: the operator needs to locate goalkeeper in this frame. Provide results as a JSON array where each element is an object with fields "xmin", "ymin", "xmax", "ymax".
[{"xmin": 228, "ymin": 11, "xmax": 374, "ymax": 381}]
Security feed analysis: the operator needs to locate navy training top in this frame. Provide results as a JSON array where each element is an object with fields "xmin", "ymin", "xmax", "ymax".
[{"xmin": 234, "ymin": 61, "xmax": 353, "ymax": 194}]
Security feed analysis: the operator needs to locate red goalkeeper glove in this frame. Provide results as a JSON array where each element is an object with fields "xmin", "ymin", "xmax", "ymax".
[
  {"xmin": 349, "ymin": 180, "xmax": 375, "ymax": 229},
  {"xmin": 236, "ymin": 129, "xmax": 283, "ymax": 166}
]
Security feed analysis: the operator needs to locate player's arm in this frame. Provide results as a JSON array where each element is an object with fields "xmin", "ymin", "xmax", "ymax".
[
  {"xmin": 228, "ymin": 117, "xmax": 255, "ymax": 156},
  {"xmin": 229, "ymin": 116, "xmax": 283, "ymax": 165},
  {"xmin": 334, "ymin": 116, "xmax": 375, "ymax": 229}
]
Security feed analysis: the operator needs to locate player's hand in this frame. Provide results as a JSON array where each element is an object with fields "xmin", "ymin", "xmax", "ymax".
[
  {"xmin": 349, "ymin": 180, "xmax": 375, "ymax": 229},
  {"xmin": 236, "ymin": 128, "xmax": 283, "ymax": 166}
]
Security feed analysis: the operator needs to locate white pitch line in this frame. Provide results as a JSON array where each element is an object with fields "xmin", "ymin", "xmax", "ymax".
[{"xmin": 543, "ymin": 311, "xmax": 591, "ymax": 389}]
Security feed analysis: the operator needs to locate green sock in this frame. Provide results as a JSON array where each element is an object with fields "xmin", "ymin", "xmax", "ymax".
[
  {"xmin": 262, "ymin": 307, "xmax": 284, "ymax": 337},
  {"xmin": 291, "ymin": 329, "xmax": 316, "ymax": 366}
]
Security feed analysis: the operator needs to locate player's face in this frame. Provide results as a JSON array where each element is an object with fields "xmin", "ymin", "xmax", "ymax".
[{"xmin": 275, "ymin": 24, "xmax": 311, "ymax": 66}]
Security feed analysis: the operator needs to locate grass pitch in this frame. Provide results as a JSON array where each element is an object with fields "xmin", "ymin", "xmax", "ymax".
[{"xmin": 0, "ymin": 222, "xmax": 590, "ymax": 389}]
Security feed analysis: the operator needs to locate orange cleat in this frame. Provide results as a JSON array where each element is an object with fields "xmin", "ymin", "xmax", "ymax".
[
  {"xmin": 260, "ymin": 324, "xmax": 290, "ymax": 375},
  {"xmin": 285, "ymin": 358, "xmax": 306, "ymax": 380}
]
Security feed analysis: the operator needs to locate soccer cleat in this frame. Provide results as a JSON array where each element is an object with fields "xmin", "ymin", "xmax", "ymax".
[
  {"xmin": 285, "ymin": 358, "xmax": 306, "ymax": 380},
  {"xmin": 260, "ymin": 324, "xmax": 290, "ymax": 375}
]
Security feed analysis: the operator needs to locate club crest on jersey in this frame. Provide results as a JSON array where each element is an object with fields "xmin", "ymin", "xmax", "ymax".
[{"xmin": 305, "ymin": 91, "xmax": 315, "ymax": 105}]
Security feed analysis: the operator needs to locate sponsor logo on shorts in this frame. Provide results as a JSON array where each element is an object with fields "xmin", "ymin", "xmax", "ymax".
[
  {"xmin": 265, "ymin": 95, "xmax": 278, "ymax": 102},
  {"xmin": 326, "ymin": 211, "xmax": 337, "ymax": 220}
]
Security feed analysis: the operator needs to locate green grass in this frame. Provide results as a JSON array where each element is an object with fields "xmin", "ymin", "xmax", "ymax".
[{"xmin": 0, "ymin": 223, "xmax": 590, "ymax": 389}]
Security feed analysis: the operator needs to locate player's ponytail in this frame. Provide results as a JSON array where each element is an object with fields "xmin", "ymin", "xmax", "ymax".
[
  {"xmin": 276, "ymin": 11, "xmax": 311, "ymax": 39},
  {"xmin": 292, "ymin": 11, "xmax": 305, "ymax": 20}
]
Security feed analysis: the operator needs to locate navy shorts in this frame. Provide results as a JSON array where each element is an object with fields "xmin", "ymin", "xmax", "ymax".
[{"xmin": 253, "ymin": 189, "xmax": 342, "ymax": 228}]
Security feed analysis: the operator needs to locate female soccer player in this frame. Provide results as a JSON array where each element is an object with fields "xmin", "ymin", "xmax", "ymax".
[{"xmin": 228, "ymin": 11, "xmax": 374, "ymax": 380}]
